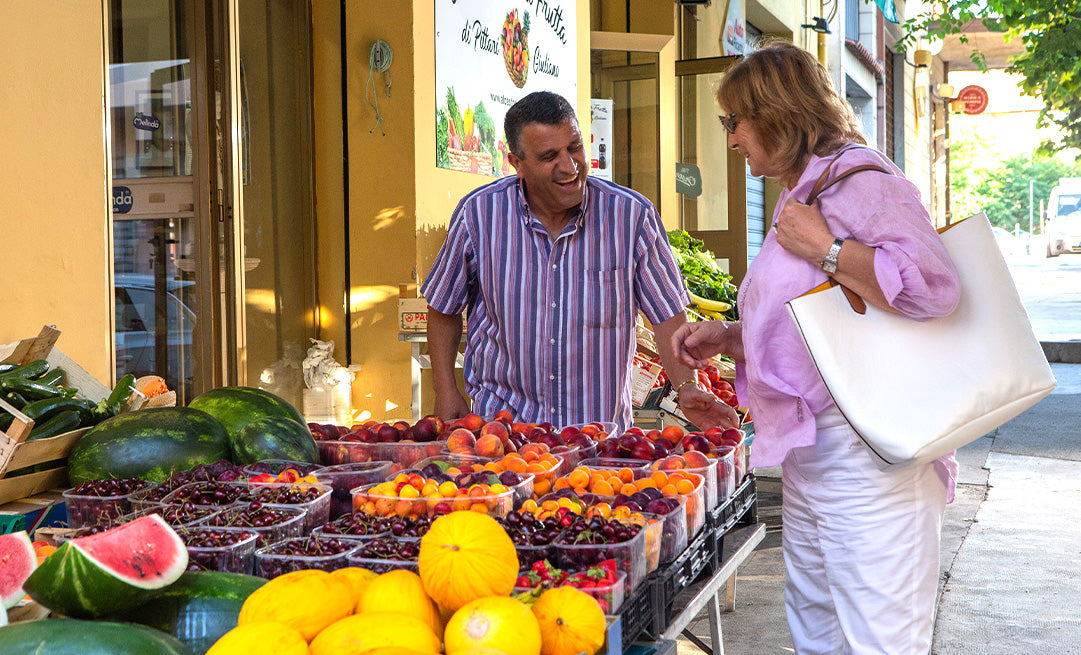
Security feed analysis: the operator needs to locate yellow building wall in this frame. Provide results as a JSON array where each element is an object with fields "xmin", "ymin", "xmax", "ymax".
[{"xmin": 0, "ymin": 2, "xmax": 113, "ymax": 384}]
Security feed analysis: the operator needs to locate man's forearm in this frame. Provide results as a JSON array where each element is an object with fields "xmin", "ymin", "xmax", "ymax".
[
  {"xmin": 653, "ymin": 311, "xmax": 700, "ymax": 388},
  {"xmin": 426, "ymin": 307, "xmax": 464, "ymax": 393}
]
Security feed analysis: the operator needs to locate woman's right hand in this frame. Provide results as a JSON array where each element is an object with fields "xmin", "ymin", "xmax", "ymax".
[{"xmin": 671, "ymin": 321, "xmax": 739, "ymax": 368}]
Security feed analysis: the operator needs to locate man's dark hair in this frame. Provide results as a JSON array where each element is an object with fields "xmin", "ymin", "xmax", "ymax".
[{"xmin": 504, "ymin": 91, "xmax": 578, "ymax": 158}]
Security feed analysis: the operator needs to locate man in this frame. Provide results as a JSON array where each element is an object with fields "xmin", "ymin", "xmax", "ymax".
[{"xmin": 422, "ymin": 91, "xmax": 736, "ymax": 433}]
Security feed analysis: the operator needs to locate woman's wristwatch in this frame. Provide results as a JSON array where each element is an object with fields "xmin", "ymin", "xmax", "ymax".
[
  {"xmin": 674, "ymin": 379, "xmax": 699, "ymax": 404},
  {"xmin": 820, "ymin": 237, "xmax": 844, "ymax": 275}
]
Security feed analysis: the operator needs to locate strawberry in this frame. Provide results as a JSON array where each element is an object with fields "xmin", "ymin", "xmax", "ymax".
[{"xmin": 594, "ymin": 558, "xmax": 618, "ymax": 584}]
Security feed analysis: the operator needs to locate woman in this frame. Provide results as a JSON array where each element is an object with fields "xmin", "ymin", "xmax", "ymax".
[{"xmin": 673, "ymin": 41, "xmax": 960, "ymax": 654}]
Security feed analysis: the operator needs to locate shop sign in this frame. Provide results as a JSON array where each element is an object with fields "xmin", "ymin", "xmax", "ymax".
[
  {"xmin": 589, "ymin": 99, "xmax": 613, "ymax": 181},
  {"xmin": 957, "ymin": 85, "xmax": 989, "ymax": 115},
  {"xmin": 133, "ymin": 112, "xmax": 160, "ymax": 131},
  {"xmin": 435, "ymin": 0, "xmax": 578, "ymax": 178},
  {"xmin": 112, "ymin": 186, "xmax": 133, "ymax": 214},
  {"xmin": 676, "ymin": 163, "xmax": 702, "ymax": 197},
  {"xmin": 722, "ymin": 0, "xmax": 745, "ymax": 56}
]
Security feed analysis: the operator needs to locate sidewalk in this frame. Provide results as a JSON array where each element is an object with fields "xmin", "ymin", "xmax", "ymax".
[{"xmin": 679, "ymin": 362, "xmax": 1081, "ymax": 654}]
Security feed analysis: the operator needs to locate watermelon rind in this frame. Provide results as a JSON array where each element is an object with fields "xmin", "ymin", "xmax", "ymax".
[
  {"xmin": 232, "ymin": 415, "xmax": 319, "ymax": 464},
  {"xmin": 67, "ymin": 406, "xmax": 231, "ymax": 483},
  {"xmin": 23, "ymin": 514, "xmax": 188, "ymax": 619},
  {"xmin": 122, "ymin": 570, "xmax": 267, "ymax": 653},
  {"xmin": 0, "ymin": 530, "xmax": 37, "ymax": 609},
  {"xmin": 188, "ymin": 386, "xmax": 305, "ymax": 445},
  {"xmin": 0, "ymin": 618, "xmax": 196, "ymax": 654}
]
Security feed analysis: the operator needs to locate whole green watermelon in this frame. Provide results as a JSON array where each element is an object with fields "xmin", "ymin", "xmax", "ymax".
[
  {"xmin": 188, "ymin": 386, "xmax": 304, "ymax": 442},
  {"xmin": 232, "ymin": 415, "xmax": 318, "ymax": 464},
  {"xmin": 120, "ymin": 571, "xmax": 266, "ymax": 654},
  {"xmin": 68, "ymin": 407, "xmax": 230, "ymax": 484},
  {"xmin": 0, "ymin": 619, "xmax": 194, "ymax": 655}
]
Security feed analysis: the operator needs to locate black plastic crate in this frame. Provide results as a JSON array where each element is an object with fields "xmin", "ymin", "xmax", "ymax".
[
  {"xmin": 707, "ymin": 473, "xmax": 758, "ymax": 572},
  {"xmin": 619, "ymin": 571, "xmax": 658, "ymax": 645},
  {"xmin": 651, "ymin": 527, "xmax": 714, "ymax": 629}
]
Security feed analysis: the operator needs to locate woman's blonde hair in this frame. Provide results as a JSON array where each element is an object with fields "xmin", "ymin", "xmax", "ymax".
[{"xmin": 716, "ymin": 39, "xmax": 865, "ymax": 181}]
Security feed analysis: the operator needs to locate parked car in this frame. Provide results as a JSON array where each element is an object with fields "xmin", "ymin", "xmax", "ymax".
[
  {"xmin": 114, "ymin": 273, "xmax": 195, "ymax": 396},
  {"xmin": 1045, "ymin": 178, "xmax": 1081, "ymax": 257}
]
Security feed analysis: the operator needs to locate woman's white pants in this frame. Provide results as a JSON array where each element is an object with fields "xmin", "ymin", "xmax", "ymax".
[{"xmin": 781, "ymin": 408, "xmax": 946, "ymax": 654}]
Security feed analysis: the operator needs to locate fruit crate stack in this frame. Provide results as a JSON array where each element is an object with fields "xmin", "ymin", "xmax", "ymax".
[
  {"xmin": 0, "ymin": 326, "xmax": 111, "ymax": 508},
  {"xmin": 707, "ymin": 473, "xmax": 758, "ymax": 573}
]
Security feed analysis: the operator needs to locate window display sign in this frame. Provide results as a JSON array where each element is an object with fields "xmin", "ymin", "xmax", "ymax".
[
  {"xmin": 435, "ymin": 0, "xmax": 578, "ymax": 177},
  {"xmin": 721, "ymin": 0, "xmax": 745, "ymax": 56},
  {"xmin": 589, "ymin": 99, "xmax": 613, "ymax": 180}
]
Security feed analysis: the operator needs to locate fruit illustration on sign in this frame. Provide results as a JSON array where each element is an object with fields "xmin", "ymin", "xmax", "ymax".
[{"xmin": 502, "ymin": 9, "xmax": 530, "ymax": 88}]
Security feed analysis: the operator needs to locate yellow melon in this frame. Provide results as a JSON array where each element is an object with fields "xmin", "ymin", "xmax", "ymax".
[
  {"xmin": 331, "ymin": 566, "xmax": 379, "ymax": 611},
  {"xmin": 309, "ymin": 612, "xmax": 441, "ymax": 655},
  {"xmin": 443, "ymin": 596, "xmax": 541, "ymax": 655},
  {"xmin": 532, "ymin": 586, "xmax": 607, "ymax": 655},
  {"xmin": 238, "ymin": 569, "xmax": 355, "ymax": 641},
  {"xmin": 358, "ymin": 569, "xmax": 442, "ymax": 636},
  {"xmin": 206, "ymin": 621, "xmax": 310, "ymax": 655}
]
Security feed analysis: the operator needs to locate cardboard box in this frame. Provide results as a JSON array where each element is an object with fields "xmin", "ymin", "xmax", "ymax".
[
  {"xmin": 398, "ymin": 297, "xmax": 430, "ymax": 333},
  {"xmin": 0, "ymin": 325, "xmax": 110, "ymax": 506},
  {"xmin": 630, "ymin": 352, "xmax": 663, "ymax": 406}
]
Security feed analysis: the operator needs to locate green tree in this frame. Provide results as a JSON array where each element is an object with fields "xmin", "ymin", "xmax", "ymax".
[
  {"xmin": 903, "ymin": 1, "xmax": 1081, "ymax": 154},
  {"xmin": 951, "ymin": 146, "xmax": 1081, "ymax": 232}
]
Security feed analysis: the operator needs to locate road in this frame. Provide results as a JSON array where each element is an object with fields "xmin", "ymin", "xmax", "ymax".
[{"xmin": 1005, "ymin": 242, "xmax": 1081, "ymax": 342}]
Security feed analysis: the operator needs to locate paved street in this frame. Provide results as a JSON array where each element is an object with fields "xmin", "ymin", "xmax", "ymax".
[{"xmin": 679, "ymin": 244, "xmax": 1081, "ymax": 654}]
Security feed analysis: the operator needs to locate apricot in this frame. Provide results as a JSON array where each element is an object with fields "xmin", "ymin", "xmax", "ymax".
[{"xmin": 475, "ymin": 434, "xmax": 506, "ymax": 459}]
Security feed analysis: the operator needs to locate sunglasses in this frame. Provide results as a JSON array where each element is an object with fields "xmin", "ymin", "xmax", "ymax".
[{"xmin": 718, "ymin": 113, "xmax": 740, "ymax": 135}]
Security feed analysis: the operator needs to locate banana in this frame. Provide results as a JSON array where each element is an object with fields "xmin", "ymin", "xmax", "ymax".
[
  {"xmin": 689, "ymin": 291, "xmax": 732, "ymax": 313},
  {"xmin": 697, "ymin": 307, "xmax": 727, "ymax": 321}
]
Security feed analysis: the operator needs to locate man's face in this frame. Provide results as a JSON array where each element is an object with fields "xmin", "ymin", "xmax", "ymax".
[{"xmin": 508, "ymin": 120, "xmax": 588, "ymax": 218}]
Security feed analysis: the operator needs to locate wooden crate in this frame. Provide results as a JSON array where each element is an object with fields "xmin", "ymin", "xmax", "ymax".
[{"xmin": 0, "ymin": 325, "xmax": 110, "ymax": 506}]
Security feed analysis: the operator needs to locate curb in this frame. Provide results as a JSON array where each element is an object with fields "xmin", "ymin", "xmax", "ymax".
[{"xmin": 1041, "ymin": 341, "xmax": 1081, "ymax": 364}]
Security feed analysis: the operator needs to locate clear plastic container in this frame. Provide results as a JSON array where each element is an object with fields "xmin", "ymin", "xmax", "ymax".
[
  {"xmin": 154, "ymin": 504, "xmax": 223, "ymax": 529},
  {"xmin": 577, "ymin": 458, "xmax": 652, "ymax": 474},
  {"xmin": 710, "ymin": 446, "xmax": 737, "ymax": 503},
  {"xmin": 315, "ymin": 461, "xmax": 395, "ymax": 519},
  {"xmin": 178, "ymin": 527, "xmax": 259, "ymax": 574},
  {"xmin": 514, "ymin": 542, "xmax": 555, "ymax": 571},
  {"xmin": 553, "ymin": 519, "xmax": 650, "ymax": 593},
  {"xmin": 514, "ymin": 570, "xmax": 626, "ymax": 614},
  {"xmin": 200, "ymin": 504, "xmax": 306, "ymax": 547},
  {"xmin": 596, "ymin": 495, "xmax": 688, "ymax": 564},
  {"xmin": 311, "ymin": 512, "xmax": 392, "ymax": 540},
  {"xmin": 344, "ymin": 536, "xmax": 421, "ymax": 574},
  {"xmin": 317, "ymin": 439, "xmax": 445, "ymax": 468},
  {"xmin": 411, "ymin": 455, "xmax": 537, "ymax": 509},
  {"xmin": 161, "ymin": 481, "xmax": 251, "ymax": 509},
  {"xmin": 241, "ymin": 459, "xmax": 326, "ymax": 478},
  {"xmin": 127, "ymin": 482, "xmax": 174, "ymax": 510},
  {"xmin": 254, "ymin": 535, "xmax": 359, "ymax": 578},
  {"xmin": 351, "ymin": 481, "xmax": 514, "ymax": 518},
  {"xmin": 666, "ymin": 472, "xmax": 707, "ymax": 538},
  {"xmin": 239, "ymin": 482, "xmax": 333, "ymax": 531},
  {"xmin": 62, "ymin": 489, "xmax": 133, "ymax": 529},
  {"xmin": 647, "ymin": 456, "xmax": 719, "ymax": 509}
]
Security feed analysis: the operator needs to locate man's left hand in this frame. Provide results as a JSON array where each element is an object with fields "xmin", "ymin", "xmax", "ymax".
[{"xmin": 678, "ymin": 386, "xmax": 740, "ymax": 431}]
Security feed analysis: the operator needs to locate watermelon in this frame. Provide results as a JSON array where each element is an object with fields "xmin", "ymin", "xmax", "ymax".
[
  {"xmin": 124, "ymin": 571, "xmax": 266, "ymax": 654},
  {"xmin": 0, "ymin": 619, "xmax": 195, "ymax": 654},
  {"xmin": 67, "ymin": 407, "xmax": 230, "ymax": 484},
  {"xmin": 0, "ymin": 530, "xmax": 36, "ymax": 609},
  {"xmin": 23, "ymin": 514, "xmax": 188, "ymax": 618},
  {"xmin": 232, "ymin": 416, "xmax": 318, "ymax": 464},
  {"xmin": 188, "ymin": 386, "xmax": 305, "ymax": 442}
]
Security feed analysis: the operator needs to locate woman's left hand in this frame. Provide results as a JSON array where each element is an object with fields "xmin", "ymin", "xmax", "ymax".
[{"xmin": 774, "ymin": 198, "xmax": 834, "ymax": 264}]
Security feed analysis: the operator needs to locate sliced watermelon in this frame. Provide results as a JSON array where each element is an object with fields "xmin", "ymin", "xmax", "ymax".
[
  {"xmin": 0, "ymin": 530, "xmax": 36, "ymax": 609},
  {"xmin": 23, "ymin": 514, "xmax": 188, "ymax": 618},
  {"xmin": 232, "ymin": 415, "xmax": 318, "ymax": 464},
  {"xmin": 0, "ymin": 618, "xmax": 194, "ymax": 654}
]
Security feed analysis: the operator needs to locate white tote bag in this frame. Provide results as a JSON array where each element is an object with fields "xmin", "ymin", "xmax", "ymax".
[{"xmin": 786, "ymin": 210, "xmax": 1056, "ymax": 469}]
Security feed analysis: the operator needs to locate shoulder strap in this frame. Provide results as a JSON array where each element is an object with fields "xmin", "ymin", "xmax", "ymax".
[{"xmin": 804, "ymin": 148, "xmax": 893, "ymax": 204}]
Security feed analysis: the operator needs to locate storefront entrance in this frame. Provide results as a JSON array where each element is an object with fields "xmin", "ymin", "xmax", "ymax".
[{"xmin": 107, "ymin": 0, "xmax": 316, "ymax": 407}]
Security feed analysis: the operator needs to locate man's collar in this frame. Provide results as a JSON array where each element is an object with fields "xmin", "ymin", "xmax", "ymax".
[{"xmin": 513, "ymin": 177, "xmax": 590, "ymax": 229}]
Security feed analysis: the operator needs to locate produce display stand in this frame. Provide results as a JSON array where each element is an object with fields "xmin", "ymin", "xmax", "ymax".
[
  {"xmin": 602, "ymin": 474, "xmax": 763, "ymax": 655},
  {"xmin": 0, "ymin": 326, "xmax": 110, "ymax": 508}
]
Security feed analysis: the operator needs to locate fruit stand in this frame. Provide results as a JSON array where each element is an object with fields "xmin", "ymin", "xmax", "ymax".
[{"xmin": 0, "ymin": 328, "xmax": 763, "ymax": 654}]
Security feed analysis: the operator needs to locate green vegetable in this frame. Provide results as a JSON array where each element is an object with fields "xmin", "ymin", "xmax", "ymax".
[
  {"xmin": 107, "ymin": 373, "xmax": 137, "ymax": 408},
  {"xmin": 2, "ymin": 391, "xmax": 30, "ymax": 410},
  {"xmin": 0, "ymin": 360, "xmax": 49, "ymax": 382},
  {"xmin": 0, "ymin": 377, "xmax": 69, "ymax": 400},
  {"xmin": 667, "ymin": 229, "xmax": 739, "ymax": 320},
  {"xmin": 22, "ymin": 397, "xmax": 94, "ymax": 424},
  {"xmin": 437, "ymin": 108, "xmax": 450, "ymax": 168},
  {"xmin": 474, "ymin": 102, "xmax": 496, "ymax": 151},
  {"xmin": 35, "ymin": 367, "xmax": 67, "ymax": 387},
  {"xmin": 447, "ymin": 86, "xmax": 464, "ymax": 146},
  {"xmin": 27, "ymin": 410, "xmax": 81, "ymax": 440}
]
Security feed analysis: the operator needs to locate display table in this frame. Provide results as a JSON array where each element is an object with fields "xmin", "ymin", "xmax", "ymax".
[
  {"xmin": 398, "ymin": 332, "xmax": 463, "ymax": 420},
  {"xmin": 660, "ymin": 523, "xmax": 766, "ymax": 655}
]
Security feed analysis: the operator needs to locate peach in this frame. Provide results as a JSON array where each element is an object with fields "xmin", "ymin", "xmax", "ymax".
[
  {"xmin": 658, "ymin": 455, "xmax": 686, "ymax": 471},
  {"xmin": 683, "ymin": 450, "xmax": 711, "ymax": 468},
  {"xmin": 450, "ymin": 446, "xmax": 476, "ymax": 456},
  {"xmin": 444, "ymin": 427, "xmax": 477, "ymax": 451},
  {"xmin": 461, "ymin": 413, "xmax": 485, "ymax": 432},
  {"xmin": 475, "ymin": 434, "xmax": 506, "ymax": 459},
  {"xmin": 579, "ymin": 424, "xmax": 600, "ymax": 437},
  {"xmin": 518, "ymin": 442, "xmax": 550, "ymax": 459},
  {"xmin": 645, "ymin": 429, "xmax": 662, "ymax": 442},
  {"xmin": 493, "ymin": 409, "xmax": 514, "ymax": 424},
  {"xmin": 660, "ymin": 425, "xmax": 686, "ymax": 444},
  {"xmin": 480, "ymin": 420, "xmax": 510, "ymax": 440}
]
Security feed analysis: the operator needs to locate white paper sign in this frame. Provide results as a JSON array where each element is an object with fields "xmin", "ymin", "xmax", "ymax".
[
  {"xmin": 722, "ymin": 0, "xmax": 746, "ymax": 56},
  {"xmin": 589, "ymin": 98, "xmax": 613, "ymax": 180},
  {"xmin": 435, "ymin": 0, "xmax": 578, "ymax": 177}
]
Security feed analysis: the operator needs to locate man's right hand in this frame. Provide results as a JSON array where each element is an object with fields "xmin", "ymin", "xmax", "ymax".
[
  {"xmin": 672, "ymin": 321, "xmax": 740, "ymax": 369},
  {"xmin": 433, "ymin": 389, "xmax": 471, "ymax": 421}
]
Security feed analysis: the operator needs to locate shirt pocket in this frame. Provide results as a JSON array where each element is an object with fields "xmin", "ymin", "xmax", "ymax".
[{"xmin": 583, "ymin": 267, "xmax": 633, "ymax": 329}]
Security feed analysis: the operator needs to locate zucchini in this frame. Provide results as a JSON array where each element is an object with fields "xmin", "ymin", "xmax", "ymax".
[
  {"xmin": 2, "ymin": 391, "xmax": 30, "ymax": 410},
  {"xmin": 0, "ymin": 413, "xmax": 13, "ymax": 431},
  {"xmin": 0, "ymin": 363, "xmax": 18, "ymax": 374},
  {"xmin": 22, "ymin": 397, "xmax": 94, "ymax": 424},
  {"xmin": 0, "ymin": 377, "xmax": 69, "ymax": 400},
  {"xmin": 0, "ymin": 360, "xmax": 49, "ymax": 382},
  {"xmin": 27, "ymin": 410, "xmax": 82, "ymax": 440},
  {"xmin": 106, "ymin": 373, "xmax": 137, "ymax": 408},
  {"xmin": 35, "ymin": 367, "xmax": 67, "ymax": 387}
]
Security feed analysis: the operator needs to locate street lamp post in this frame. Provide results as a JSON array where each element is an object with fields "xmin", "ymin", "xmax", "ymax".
[{"xmin": 1028, "ymin": 179, "xmax": 1034, "ymax": 254}]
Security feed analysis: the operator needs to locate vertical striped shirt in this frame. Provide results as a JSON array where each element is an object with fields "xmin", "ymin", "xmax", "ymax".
[{"xmin": 421, "ymin": 176, "xmax": 688, "ymax": 434}]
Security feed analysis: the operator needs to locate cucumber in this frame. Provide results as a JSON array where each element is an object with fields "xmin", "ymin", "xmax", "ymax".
[
  {"xmin": 1, "ymin": 377, "xmax": 69, "ymax": 400},
  {"xmin": 27, "ymin": 410, "xmax": 82, "ymax": 440},
  {"xmin": 23, "ymin": 397, "xmax": 94, "ymax": 424},
  {"xmin": 0, "ymin": 360, "xmax": 49, "ymax": 382}
]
